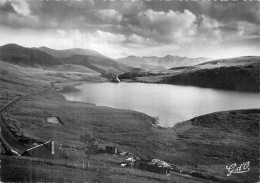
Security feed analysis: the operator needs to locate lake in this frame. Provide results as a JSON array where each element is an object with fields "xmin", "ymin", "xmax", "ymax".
[{"xmin": 62, "ymin": 83, "xmax": 260, "ymax": 127}]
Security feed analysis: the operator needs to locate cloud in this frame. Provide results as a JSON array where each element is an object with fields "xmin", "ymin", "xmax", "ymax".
[
  {"xmin": 96, "ymin": 9, "xmax": 122, "ymax": 23},
  {"xmin": 236, "ymin": 21, "xmax": 260, "ymax": 38},
  {"xmin": 0, "ymin": 12, "xmax": 40, "ymax": 29},
  {"xmin": 64, "ymin": 30, "xmax": 127, "ymax": 58},
  {"xmin": 216, "ymin": 20, "xmax": 260, "ymax": 43},
  {"xmin": 128, "ymin": 34, "xmax": 153, "ymax": 45},
  {"xmin": 11, "ymin": 0, "xmax": 31, "ymax": 16},
  {"xmin": 126, "ymin": 9, "xmax": 197, "ymax": 44},
  {"xmin": 0, "ymin": 1, "xmax": 259, "ymax": 59},
  {"xmin": 210, "ymin": 2, "xmax": 260, "ymax": 24},
  {"xmin": 0, "ymin": 0, "xmax": 40, "ymax": 29},
  {"xmin": 0, "ymin": 0, "xmax": 15, "ymax": 13},
  {"xmin": 196, "ymin": 15, "xmax": 222, "ymax": 44},
  {"xmin": 111, "ymin": 1, "xmax": 146, "ymax": 15},
  {"xmin": 57, "ymin": 29, "xmax": 66, "ymax": 37},
  {"xmin": 93, "ymin": 30, "xmax": 126, "ymax": 43},
  {"xmin": 164, "ymin": 1, "xmax": 260, "ymax": 25}
]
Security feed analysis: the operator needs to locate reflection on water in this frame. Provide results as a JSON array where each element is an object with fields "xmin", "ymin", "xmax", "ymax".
[{"xmin": 63, "ymin": 83, "xmax": 260, "ymax": 127}]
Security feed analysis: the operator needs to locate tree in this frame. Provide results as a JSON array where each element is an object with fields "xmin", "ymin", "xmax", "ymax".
[{"xmin": 80, "ymin": 129, "xmax": 101, "ymax": 169}]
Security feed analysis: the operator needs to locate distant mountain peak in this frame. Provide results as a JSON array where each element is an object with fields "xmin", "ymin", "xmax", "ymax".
[
  {"xmin": 39, "ymin": 46, "xmax": 48, "ymax": 49},
  {"xmin": 127, "ymin": 55, "xmax": 138, "ymax": 58},
  {"xmin": 116, "ymin": 54, "xmax": 211, "ymax": 70},
  {"xmin": 1, "ymin": 43, "xmax": 24, "ymax": 48}
]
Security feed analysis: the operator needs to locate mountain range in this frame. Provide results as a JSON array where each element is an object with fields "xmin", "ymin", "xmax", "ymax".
[
  {"xmin": 0, "ymin": 44, "xmax": 213, "ymax": 74},
  {"xmin": 0, "ymin": 44, "xmax": 135, "ymax": 74},
  {"xmin": 116, "ymin": 55, "xmax": 211, "ymax": 70}
]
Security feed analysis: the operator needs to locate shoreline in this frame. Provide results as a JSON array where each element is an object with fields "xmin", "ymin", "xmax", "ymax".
[
  {"xmin": 58, "ymin": 80, "xmax": 260, "ymax": 128},
  {"xmin": 58, "ymin": 81, "xmax": 162, "ymax": 128},
  {"xmin": 1, "ymin": 77, "xmax": 259, "ymax": 182}
]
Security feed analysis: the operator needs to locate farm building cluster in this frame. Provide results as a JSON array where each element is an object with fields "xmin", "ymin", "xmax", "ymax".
[{"xmin": 1, "ymin": 139, "xmax": 175, "ymax": 176}]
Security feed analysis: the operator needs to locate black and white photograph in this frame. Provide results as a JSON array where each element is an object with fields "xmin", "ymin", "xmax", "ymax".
[{"xmin": 0, "ymin": 0, "xmax": 259, "ymax": 182}]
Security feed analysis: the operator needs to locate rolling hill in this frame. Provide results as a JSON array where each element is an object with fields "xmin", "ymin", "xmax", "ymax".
[
  {"xmin": 158, "ymin": 55, "xmax": 210, "ymax": 68},
  {"xmin": 0, "ymin": 44, "xmax": 258, "ymax": 182},
  {"xmin": 62, "ymin": 54, "xmax": 135, "ymax": 74},
  {"xmin": 163, "ymin": 56, "xmax": 260, "ymax": 92},
  {"xmin": 39, "ymin": 46, "xmax": 137, "ymax": 74},
  {"xmin": 129, "ymin": 56, "xmax": 260, "ymax": 92},
  {"xmin": 0, "ymin": 44, "xmax": 63, "ymax": 67},
  {"xmin": 116, "ymin": 56, "xmax": 160, "ymax": 69},
  {"xmin": 38, "ymin": 46, "xmax": 106, "ymax": 58},
  {"xmin": 0, "ymin": 44, "xmax": 135, "ymax": 74}
]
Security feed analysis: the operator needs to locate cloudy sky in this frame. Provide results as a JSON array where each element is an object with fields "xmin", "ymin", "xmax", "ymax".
[{"xmin": 0, "ymin": 0, "xmax": 259, "ymax": 59}]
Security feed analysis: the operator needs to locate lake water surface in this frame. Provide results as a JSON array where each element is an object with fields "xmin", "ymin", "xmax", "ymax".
[{"xmin": 63, "ymin": 83, "xmax": 260, "ymax": 127}]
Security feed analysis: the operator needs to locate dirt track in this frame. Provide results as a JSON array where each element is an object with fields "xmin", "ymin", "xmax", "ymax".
[{"xmin": 0, "ymin": 82, "xmax": 54, "ymax": 154}]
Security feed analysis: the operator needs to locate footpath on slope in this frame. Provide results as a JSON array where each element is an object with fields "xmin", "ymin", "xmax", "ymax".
[{"xmin": 0, "ymin": 82, "xmax": 55, "ymax": 155}]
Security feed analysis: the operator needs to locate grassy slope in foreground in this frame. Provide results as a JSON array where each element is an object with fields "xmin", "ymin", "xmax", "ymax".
[
  {"xmin": 0, "ymin": 59, "xmax": 259, "ymax": 183},
  {"xmin": 2, "ymin": 84, "xmax": 259, "ymax": 182}
]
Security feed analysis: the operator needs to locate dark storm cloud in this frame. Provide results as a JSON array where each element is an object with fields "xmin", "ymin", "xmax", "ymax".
[
  {"xmin": 0, "ymin": 0, "xmax": 121, "ymax": 30},
  {"xmin": 0, "ymin": 0, "xmax": 41, "ymax": 29},
  {"xmin": 145, "ymin": 1, "xmax": 260, "ymax": 24},
  {"xmin": 2, "ymin": 0, "xmax": 258, "ymax": 37},
  {"xmin": 219, "ymin": 25, "xmax": 239, "ymax": 33},
  {"xmin": 0, "ymin": 0, "xmax": 259, "ymax": 58},
  {"xmin": 0, "ymin": 1, "xmax": 15, "ymax": 14},
  {"xmin": 29, "ymin": 0, "xmax": 95, "ymax": 29},
  {"xmin": 209, "ymin": 2, "xmax": 260, "ymax": 24},
  {"xmin": 25, "ymin": 0, "xmax": 131, "ymax": 31}
]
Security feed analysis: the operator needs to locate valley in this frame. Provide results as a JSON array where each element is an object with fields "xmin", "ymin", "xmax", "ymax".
[{"xmin": 0, "ymin": 44, "xmax": 259, "ymax": 183}]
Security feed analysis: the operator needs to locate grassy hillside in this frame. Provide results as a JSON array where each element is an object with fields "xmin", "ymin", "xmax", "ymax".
[
  {"xmin": 172, "ymin": 109, "xmax": 259, "ymax": 183},
  {"xmin": 45, "ymin": 64, "xmax": 99, "ymax": 75},
  {"xmin": 2, "ymin": 84, "xmax": 258, "ymax": 182},
  {"xmin": 0, "ymin": 58, "xmax": 259, "ymax": 182},
  {"xmin": 163, "ymin": 56, "xmax": 260, "ymax": 92},
  {"xmin": 1, "ymin": 155, "xmax": 211, "ymax": 183},
  {"xmin": 0, "ymin": 59, "xmax": 105, "ymax": 109},
  {"xmin": 0, "ymin": 44, "xmax": 136, "ymax": 75},
  {"xmin": 38, "ymin": 46, "xmax": 105, "ymax": 58},
  {"xmin": 131, "ymin": 56, "xmax": 260, "ymax": 92},
  {"xmin": 63, "ymin": 54, "xmax": 135, "ymax": 74},
  {"xmin": 0, "ymin": 44, "xmax": 62, "ymax": 67}
]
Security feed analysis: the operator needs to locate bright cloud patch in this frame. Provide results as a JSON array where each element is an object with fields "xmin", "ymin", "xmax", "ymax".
[
  {"xmin": 132, "ymin": 9, "xmax": 197, "ymax": 44},
  {"xmin": 11, "ymin": 0, "xmax": 31, "ymax": 16},
  {"xmin": 96, "ymin": 9, "xmax": 122, "ymax": 23}
]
